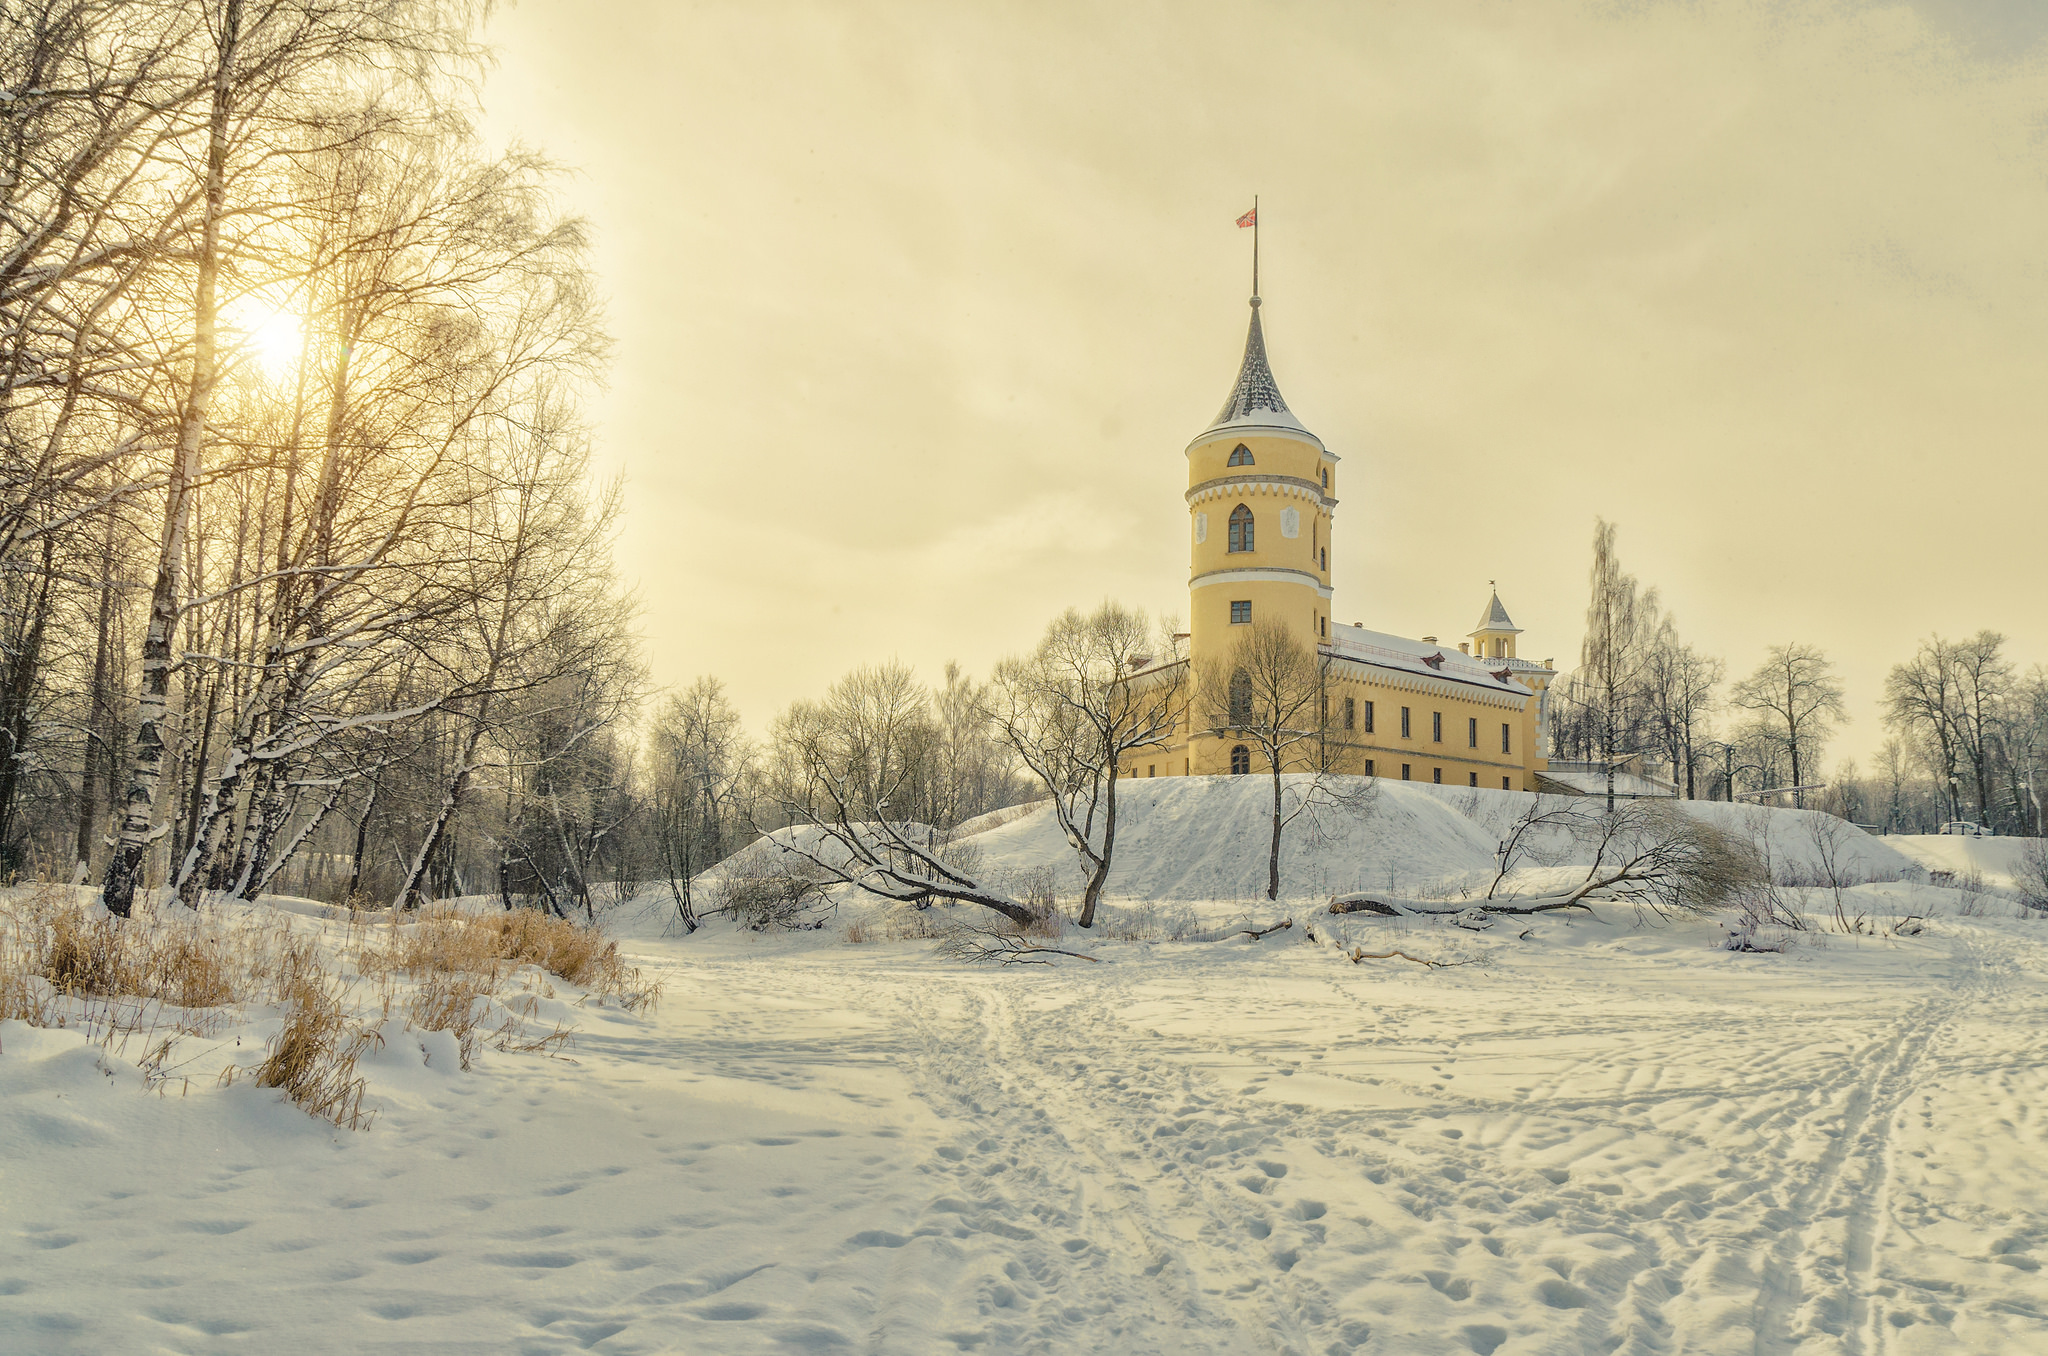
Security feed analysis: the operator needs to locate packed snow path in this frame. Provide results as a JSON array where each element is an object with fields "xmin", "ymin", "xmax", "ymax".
[{"xmin": 6, "ymin": 913, "xmax": 2048, "ymax": 1354}]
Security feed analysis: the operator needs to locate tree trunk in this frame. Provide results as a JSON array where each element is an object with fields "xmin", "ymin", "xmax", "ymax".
[
  {"xmin": 345, "ymin": 779, "xmax": 377, "ymax": 905},
  {"xmin": 0, "ymin": 538, "xmax": 56, "ymax": 864},
  {"xmin": 1267, "ymin": 763, "xmax": 1283, "ymax": 901},
  {"xmin": 73, "ymin": 518, "xmax": 118, "ymax": 874},
  {"xmin": 1076, "ymin": 769, "xmax": 1118, "ymax": 928},
  {"xmin": 103, "ymin": 0, "xmax": 241, "ymax": 918}
]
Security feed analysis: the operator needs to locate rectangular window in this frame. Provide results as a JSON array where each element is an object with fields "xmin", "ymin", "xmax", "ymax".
[
  {"xmin": 1363, "ymin": 700, "xmax": 1375, "ymax": 733},
  {"xmin": 1401, "ymin": 706, "xmax": 1411, "ymax": 738},
  {"xmin": 1501, "ymin": 722, "xmax": 1512, "ymax": 755},
  {"xmin": 1468, "ymin": 771, "xmax": 1478, "ymax": 787},
  {"xmin": 1147, "ymin": 765, "xmax": 1155, "ymax": 777},
  {"xmin": 1364, "ymin": 759, "xmax": 1376, "ymax": 776},
  {"xmin": 1230, "ymin": 600, "xmax": 1251, "ymax": 625},
  {"xmin": 1502, "ymin": 776, "xmax": 1512, "ymax": 790},
  {"xmin": 1319, "ymin": 615, "xmax": 1327, "ymax": 637},
  {"xmin": 1468, "ymin": 716, "xmax": 1478, "ymax": 748},
  {"xmin": 1401, "ymin": 763, "xmax": 1411, "ymax": 780},
  {"xmin": 1433, "ymin": 767, "xmax": 1442, "ymax": 784},
  {"xmin": 1432, "ymin": 711, "xmax": 1442, "ymax": 743},
  {"xmin": 1343, "ymin": 696, "xmax": 1355, "ymax": 730}
]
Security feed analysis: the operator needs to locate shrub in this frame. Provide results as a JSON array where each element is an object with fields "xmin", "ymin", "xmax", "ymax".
[
  {"xmin": 2020, "ymin": 840, "xmax": 2048, "ymax": 914},
  {"xmin": 711, "ymin": 856, "xmax": 834, "ymax": 931}
]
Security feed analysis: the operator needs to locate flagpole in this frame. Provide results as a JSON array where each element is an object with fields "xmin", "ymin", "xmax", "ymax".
[{"xmin": 1252, "ymin": 194, "xmax": 1259, "ymax": 302}]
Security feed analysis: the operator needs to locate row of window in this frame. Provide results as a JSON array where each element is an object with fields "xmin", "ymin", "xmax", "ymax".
[
  {"xmin": 1337, "ymin": 699, "xmax": 1513, "ymax": 754},
  {"xmin": 1229, "ymin": 745, "xmax": 1512, "ymax": 790}
]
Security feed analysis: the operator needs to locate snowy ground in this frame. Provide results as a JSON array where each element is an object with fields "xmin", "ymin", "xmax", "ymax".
[{"xmin": 6, "ymin": 786, "xmax": 2048, "ymax": 1355}]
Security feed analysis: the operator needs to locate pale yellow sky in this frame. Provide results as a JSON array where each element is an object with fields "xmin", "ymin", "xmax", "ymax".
[{"xmin": 479, "ymin": 0, "xmax": 2047, "ymax": 767}]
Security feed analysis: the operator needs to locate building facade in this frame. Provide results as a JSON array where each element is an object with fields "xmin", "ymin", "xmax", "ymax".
[{"xmin": 1130, "ymin": 294, "xmax": 1555, "ymax": 789}]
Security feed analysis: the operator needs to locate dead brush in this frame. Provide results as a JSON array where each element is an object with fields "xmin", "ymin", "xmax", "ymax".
[
  {"xmin": 222, "ymin": 940, "xmax": 377, "ymax": 1130},
  {"xmin": 4, "ymin": 884, "xmax": 258, "ymax": 1013},
  {"xmin": 407, "ymin": 971, "xmax": 496, "ymax": 1071},
  {"xmin": 359, "ymin": 906, "xmax": 661, "ymax": 1014}
]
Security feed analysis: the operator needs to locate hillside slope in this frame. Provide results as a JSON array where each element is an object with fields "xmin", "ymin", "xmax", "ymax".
[{"xmin": 951, "ymin": 776, "xmax": 1929, "ymax": 904}]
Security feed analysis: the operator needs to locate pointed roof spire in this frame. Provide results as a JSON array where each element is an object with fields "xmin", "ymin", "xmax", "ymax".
[
  {"xmin": 1471, "ymin": 586, "xmax": 1522, "ymax": 636},
  {"xmin": 1209, "ymin": 299, "xmax": 1310, "ymax": 434}
]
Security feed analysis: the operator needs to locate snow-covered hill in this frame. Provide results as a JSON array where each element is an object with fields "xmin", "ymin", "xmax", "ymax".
[{"xmin": 787, "ymin": 777, "xmax": 1925, "ymax": 907}]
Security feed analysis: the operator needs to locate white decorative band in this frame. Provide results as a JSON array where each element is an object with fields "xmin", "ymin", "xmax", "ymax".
[
  {"xmin": 1185, "ymin": 424, "xmax": 1327, "ymax": 457},
  {"xmin": 1190, "ymin": 567, "xmax": 1333, "ymax": 599}
]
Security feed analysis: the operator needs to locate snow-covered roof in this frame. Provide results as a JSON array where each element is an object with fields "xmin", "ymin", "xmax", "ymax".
[
  {"xmin": 1207, "ymin": 301, "xmax": 1313, "ymax": 438},
  {"xmin": 1472, "ymin": 590, "xmax": 1521, "ymax": 636},
  {"xmin": 1323, "ymin": 625, "xmax": 1534, "ymax": 696}
]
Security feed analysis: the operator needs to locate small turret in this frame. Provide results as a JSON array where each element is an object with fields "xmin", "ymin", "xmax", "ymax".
[{"xmin": 1469, "ymin": 587, "xmax": 1522, "ymax": 660}]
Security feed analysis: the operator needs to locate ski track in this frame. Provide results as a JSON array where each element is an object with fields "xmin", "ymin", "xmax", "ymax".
[{"xmin": 8, "ymin": 917, "xmax": 2048, "ymax": 1353}]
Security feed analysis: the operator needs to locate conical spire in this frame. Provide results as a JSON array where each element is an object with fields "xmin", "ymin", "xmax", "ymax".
[
  {"xmin": 1472, "ymin": 588, "xmax": 1522, "ymax": 635},
  {"xmin": 1210, "ymin": 299, "xmax": 1304, "ymax": 431}
]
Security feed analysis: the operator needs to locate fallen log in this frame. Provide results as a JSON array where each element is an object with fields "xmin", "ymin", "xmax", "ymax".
[
  {"xmin": 1215, "ymin": 918, "xmax": 1293, "ymax": 942},
  {"xmin": 1348, "ymin": 947, "xmax": 1462, "ymax": 968},
  {"xmin": 1326, "ymin": 891, "xmax": 1594, "ymax": 918}
]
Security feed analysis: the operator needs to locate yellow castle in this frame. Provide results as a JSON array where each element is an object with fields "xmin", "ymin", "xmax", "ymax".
[{"xmin": 1132, "ymin": 289, "xmax": 1555, "ymax": 789}]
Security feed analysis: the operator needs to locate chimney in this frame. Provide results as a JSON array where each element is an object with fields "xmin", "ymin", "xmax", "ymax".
[{"xmin": 1458, "ymin": 642, "xmax": 1470, "ymax": 654}]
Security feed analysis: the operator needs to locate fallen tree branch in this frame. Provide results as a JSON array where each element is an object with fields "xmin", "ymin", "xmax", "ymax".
[
  {"xmin": 1347, "ymin": 947, "xmax": 1464, "ymax": 968},
  {"xmin": 934, "ymin": 925, "xmax": 1104, "ymax": 966},
  {"xmin": 1214, "ymin": 918, "xmax": 1293, "ymax": 941},
  {"xmin": 1328, "ymin": 891, "xmax": 1595, "ymax": 918}
]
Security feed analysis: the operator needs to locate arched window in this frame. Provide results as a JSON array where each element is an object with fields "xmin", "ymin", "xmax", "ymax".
[
  {"xmin": 1227, "ymin": 503, "xmax": 1254, "ymax": 553},
  {"xmin": 1228, "ymin": 668, "xmax": 1252, "ymax": 727},
  {"xmin": 1230, "ymin": 744, "xmax": 1251, "ymax": 775},
  {"xmin": 1228, "ymin": 444, "xmax": 1254, "ymax": 467}
]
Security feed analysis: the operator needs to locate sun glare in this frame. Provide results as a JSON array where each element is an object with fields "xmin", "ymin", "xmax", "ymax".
[
  {"xmin": 250, "ymin": 308, "xmax": 303, "ymax": 377},
  {"xmin": 224, "ymin": 298, "xmax": 304, "ymax": 378}
]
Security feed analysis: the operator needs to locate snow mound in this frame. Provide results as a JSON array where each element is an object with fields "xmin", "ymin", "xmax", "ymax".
[{"xmin": 953, "ymin": 778, "xmax": 1928, "ymax": 903}]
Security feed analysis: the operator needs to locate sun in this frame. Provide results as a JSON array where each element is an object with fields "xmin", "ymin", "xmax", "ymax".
[
  {"xmin": 248, "ymin": 307, "xmax": 303, "ymax": 377},
  {"xmin": 224, "ymin": 297, "xmax": 304, "ymax": 378}
]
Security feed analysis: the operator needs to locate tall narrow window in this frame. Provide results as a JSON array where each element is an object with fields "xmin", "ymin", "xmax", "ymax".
[
  {"xmin": 1432, "ymin": 711, "xmax": 1442, "ymax": 743},
  {"xmin": 1230, "ymin": 600, "xmax": 1251, "ymax": 625},
  {"xmin": 1227, "ymin": 444, "xmax": 1255, "ymax": 467},
  {"xmin": 1343, "ymin": 696, "xmax": 1355, "ymax": 731},
  {"xmin": 1401, "ymin": 706, "xmax": 1411, "ymax": 738},
  {"xmin": 1501, "ymin": 723, "xmax": 1512, "ymax": 755},
  {"xmin": 1231, "ymin": 744, "xmax": 1251, "ymax": 775},
  {"xmin": 1502, "ymin": 776, "xmax": 1511, "ymax": 790},
  {"xmin": 1320, "ymin": 466, "xmax": 1329, "ymax": 489},
  {"xmin": 1320, "ymin": 548, "xmax": 1327, "ymax": 571},
  {"xmin": 1229, "ymin": 669, "xmax": 1252, "ymax": 727},
  {"xmin": 1227, "ymin": 503, "xmax": 1254, "ymax": 553},
  {"xmin": 1468, "ymin": 717, "xmax": 1478, "ymax": 748},
  {"xmin": 1319, "ymin": 616, "xmax": 1327, "ymax": 637},
  {"xmin": 1364, "ymin": 759, "xmax": 1376, "ymax": 776},
  {"xmin": 1401, "ymin": 763, "xmax": 1411, "ymax": 781},
  {"xmin": 1433, "ymin": 767, "xmax": 1442, "ymax": 784},
  {"xmin": 1468, "ymin": 771, "xmax": 1478, "ymax": 787},
  {"xmin": 1363, "ymin": 700, "xmax": 1375, "ymax": 733}
]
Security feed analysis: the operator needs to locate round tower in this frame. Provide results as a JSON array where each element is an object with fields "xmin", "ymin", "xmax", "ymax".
[{"xmin": 1183, "ymin": 295, "xmax": 1338, "ymax": 772}]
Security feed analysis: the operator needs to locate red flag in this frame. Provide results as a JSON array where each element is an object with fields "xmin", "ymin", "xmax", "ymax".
[{"xmin": 1236, "ymin": 207, "xmax": 1257, "ymax": 228}]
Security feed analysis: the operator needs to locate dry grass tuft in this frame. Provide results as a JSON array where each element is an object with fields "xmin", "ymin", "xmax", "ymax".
[
  {"xmin": 4, "ymin": 884, "xmax": 256, "ymax": 1011},
  {"xmin": 222, "ymin": 940, "xmax": 377, "ymax": 1130},
  {"xmin": 360, "ymin": 906, "xmax": 661, "ymax": 1013}
]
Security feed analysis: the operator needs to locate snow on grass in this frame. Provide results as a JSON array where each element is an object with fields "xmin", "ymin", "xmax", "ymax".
[{"xmin": 5, "ymin": 785, "xmax": 2048, "ymax": 1353}]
